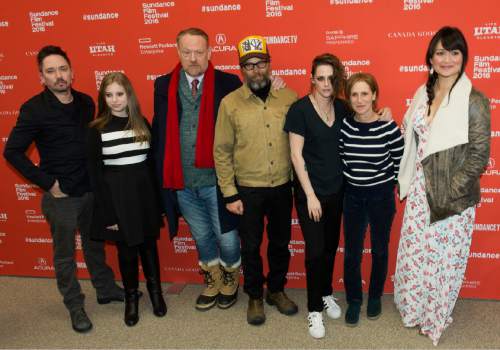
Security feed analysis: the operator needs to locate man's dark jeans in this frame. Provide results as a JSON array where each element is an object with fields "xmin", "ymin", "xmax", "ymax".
[{"xmin": 41, "ymin": 192, "xmax": 118, "ymax": 311}]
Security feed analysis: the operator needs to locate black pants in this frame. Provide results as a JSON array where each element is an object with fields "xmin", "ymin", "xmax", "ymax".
[
  {"xmin": 295, "ymin": 185, "xmax": 343, "ymax": 312},
  {"xmin": 116, "ymin": 237, "xmax": 160, "ymax": 291},
  {"xmin": 41, "ymin": 192, "xmax": 118, "ymax": 311},
  {"xmin": 343, "ymin": 186, "xmax": 395, "ymax": 304},
  {"xmin": 238, "ymin": 182, "xmax": 292, "ymax": 299}
]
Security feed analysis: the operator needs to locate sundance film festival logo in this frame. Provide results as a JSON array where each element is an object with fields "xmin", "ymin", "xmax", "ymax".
[
  {"xmin": 343, "ymin": 59, "xmax": 371, "ymax": 77},
  {"xmin": 172, "ymin": 236, "xmax": 196, "ymax": 254},
  {"xmin": 34, "ymin": 257, "xmax": 54, "ymax": 271},
  {"xmin": 403, "ymin": 0, "xmax": 433, "ymax": 11},
  {"xmin": 474, "ymin": 22, "xmax": 499, "ymax": 40},
  {"xmin": 201, "ymin": 3, "xmax": 241, "ymax": 13},
  {"xmin": 142, "ymin": 2, "xmax": 174, "ymax": 24},
  {"xmin": 288, "ymin": 240, "xmax": 304, "ymax": 257},
  {"xmin": 25, "ymin": 237, "xmax": 52, "ymax": 244},
  {"xmin": 29, "ymin": 10, "xmax": 58, "ymax": 32},
  {"xmin": 212, "ymin": 33, "xmax": 237, "ymax": 53},
  {"xmin": 89, "ymin": 43, "xmax": 116, "ymax": 57},
  {"xmin": 82, "ymin": 12, "xmax": 119, "ymax": 21},
  {"xmin": 94, "ymin": 69, "xmax": 125, "ymax": 90},
  {"xmin": 25, "ymin": 209, "xmax": 45, "ymax": 224},
  {"xmin": 473, "ymin": 55, "xmax": 500, "ymax": 80},
  {"xmin": 325, "ymin": 29, "xmax": 358, "ymax": 45},
  {"xmin": 469, "ymin": 251, "xmax": 500, "ymax": 260},
  {"xmin": 138, "ymin": 37, "xmax": 176, "ymax": 55},
  {"xmin": 15, "ymin": 183, "xmax": 38, "ymax": 201},
  {"xmin": 265, "ymin": 0, "xmax": 293, "ymax": 17},
  {"xmin": 0, "ymin": 75, "xmax": 17, "ymax": 95}
]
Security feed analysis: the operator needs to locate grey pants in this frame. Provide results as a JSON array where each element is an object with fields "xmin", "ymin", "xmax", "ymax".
[{"xmin": 41, "ymin": 192, "xmax": 118, "ymax": 311}]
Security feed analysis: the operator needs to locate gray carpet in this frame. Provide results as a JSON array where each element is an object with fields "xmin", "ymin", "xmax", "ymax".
[{"xmin": 0, "ymin": 276, "xmax": 499, "ymax": 349}]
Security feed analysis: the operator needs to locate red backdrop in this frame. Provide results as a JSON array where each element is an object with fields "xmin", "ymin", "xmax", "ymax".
[{"xmin": 0, "ymin": 0, "xmax": 499, "ymax": 299}]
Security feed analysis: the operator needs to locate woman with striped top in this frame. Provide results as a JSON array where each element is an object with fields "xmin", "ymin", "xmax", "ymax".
[
  {"xmin": 339, "ymin": 72, "xmax": 403, "ymax": 326},
  {"xmin": 87, "ymin": 72, "xmax": 166, "ymax": 326}
]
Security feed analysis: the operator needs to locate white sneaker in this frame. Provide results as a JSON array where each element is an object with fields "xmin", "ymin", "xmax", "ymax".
[
  {"xmin": 307, "ymin": 312, "xmax": 325, "ymax": 339},
  {"xmin": 322, "ymin": 295, "xmax": 341, "ymax": 319}
]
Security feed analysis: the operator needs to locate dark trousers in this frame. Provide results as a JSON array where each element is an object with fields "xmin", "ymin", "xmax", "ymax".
[
  {"xmin": 343, "ymin": 186, "xmax": 395, "ymax": 305},
  {"xmin": 41, "ymin": 192, "xmax": 118, "ymax": 311},
  {"xmin": 238, "ymin": 182, "xmax": 292, "ymax": 299},
  {"xmin": 116, "ymin": 237, "xmax": 161, "ymax": 291},
  {"xmin": 295, "ymin": 185, "xmax": 342, "ymax": 312}
]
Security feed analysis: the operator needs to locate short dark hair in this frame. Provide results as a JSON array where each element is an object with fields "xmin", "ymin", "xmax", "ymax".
[
  {"xmin": 37, "ymin": 45, "xmax": 71, "ymax": 72},
  {"xmin": 311, "ymin": 53, "xmax": 346, "ymax": 98},
  {"xmin": 176, "ymin": 27, "xmax": 209, "ymax": 46}
]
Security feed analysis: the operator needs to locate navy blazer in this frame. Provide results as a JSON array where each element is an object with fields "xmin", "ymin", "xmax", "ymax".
[{"xmin": 152, "ymin": 68, "xmax": 242, "ymax": 239}]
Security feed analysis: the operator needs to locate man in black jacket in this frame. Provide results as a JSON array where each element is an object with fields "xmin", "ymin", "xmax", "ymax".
[
  {"xmin": 3, "ymin": 46, "xmax": 123, "ymax": 333},
  {"xmin": 152, "ymin": 28, "xmax": 242, "ymax": 311}
]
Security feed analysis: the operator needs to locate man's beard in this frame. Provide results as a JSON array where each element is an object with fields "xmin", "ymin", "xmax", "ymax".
[{"xmin": 247, "ymin": 75, "xmax": 270, "ymax": 91}]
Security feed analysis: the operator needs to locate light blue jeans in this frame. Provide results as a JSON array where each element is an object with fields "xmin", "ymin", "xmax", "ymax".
[{"xmin": 177, "ymin": 186, "xmax": 240, "ymax": 267}]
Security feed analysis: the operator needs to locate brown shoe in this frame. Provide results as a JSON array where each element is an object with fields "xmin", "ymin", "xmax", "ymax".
[
  {"xmin": 196, "ymin": 263, "xmax": 222, "ymax": 311},
  {"xmin": 247, "ymin": 298, "xmax": 266, "ymax": 325},
  {"xmin": 265, "ymin": 291, "xmax": 298, "ymax": 315}
]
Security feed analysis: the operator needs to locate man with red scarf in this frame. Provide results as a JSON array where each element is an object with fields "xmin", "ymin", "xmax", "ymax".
[{"xmin": 152, "ymin": 28, "xmax": 242, "ymax": 311}]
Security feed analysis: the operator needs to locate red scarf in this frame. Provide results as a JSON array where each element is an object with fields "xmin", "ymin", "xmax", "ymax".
[{"xmin": 163, "ymin": 62, "xmax": 215, "ymax": 189}]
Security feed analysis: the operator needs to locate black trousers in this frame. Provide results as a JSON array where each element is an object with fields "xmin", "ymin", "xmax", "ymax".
[
  {"xmin": 116, "ymin": 237, "xmax": 161, "ymax": 291},
  {"xmin": 343, "ymin": 186, "xmax": 395, "ymax": 304},
  {"xmin": 41, "ymin": 192, "xmax": 118, "ymax": 311},
  {"xmin": 238, "ymin": 182, "xmax": 292, "ymax": 299},
  {"xmin": 295, "ymin": 185, "xmax": 343, "ymax": 312}
]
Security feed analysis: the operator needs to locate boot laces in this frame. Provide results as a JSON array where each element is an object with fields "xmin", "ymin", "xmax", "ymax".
[
  {"xmin": 200, "ymin": 269, "xmax": 215, "ymax": 287},
  {"xmin": 221, "ymin": 267, "xmax": 236, "ymax": 286}
]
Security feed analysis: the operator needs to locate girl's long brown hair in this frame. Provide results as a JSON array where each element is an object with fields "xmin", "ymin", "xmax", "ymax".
[{"xmin": 90, "ymin": 72, "xmax": 150, "ymax": 143}]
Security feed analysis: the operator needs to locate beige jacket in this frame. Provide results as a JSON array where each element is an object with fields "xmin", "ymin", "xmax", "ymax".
[{"xmin": 214, "ymin": 84, "xmax": 297, "ymax": 200}]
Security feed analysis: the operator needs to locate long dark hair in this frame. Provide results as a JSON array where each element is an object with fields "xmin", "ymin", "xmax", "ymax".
[
  {"xmin": 311, "ymin": 53, "xmax": 346, "ymax": 99},
  {"xmin": 90, "ymin": 72, "xmax": 150, "ymax": 143},
  {"xmin": 425, "ymin": 26, "xmax": 468, "ymax": 115}
]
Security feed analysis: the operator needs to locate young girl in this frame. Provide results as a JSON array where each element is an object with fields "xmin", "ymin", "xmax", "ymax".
[{"xmin": 87, "ymin": 72, "xmax": 166, "ymax": 326}]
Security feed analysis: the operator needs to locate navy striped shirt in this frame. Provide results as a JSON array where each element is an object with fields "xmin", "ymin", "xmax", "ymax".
[{"xmin": 339, "ymin": 118, "xmax": 404, "ymax": 188}]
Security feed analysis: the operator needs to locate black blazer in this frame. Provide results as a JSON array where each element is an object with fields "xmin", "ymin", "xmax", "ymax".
[{"xmin": 152, "ymin": 68, "xmax": 242, "ymax": 239}]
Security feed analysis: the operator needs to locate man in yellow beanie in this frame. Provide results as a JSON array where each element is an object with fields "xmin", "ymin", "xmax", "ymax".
[{"xmin": 214, "ymin": 35, "xmax": 298, "ymax": 326}]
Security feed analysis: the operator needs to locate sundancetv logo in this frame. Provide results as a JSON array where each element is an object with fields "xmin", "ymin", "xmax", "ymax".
[
  {"xmin": 265, "ymin": 34, "xmax": 298, "ymax": 45},
  {"xmin": 265, "ymin": 0, "xmax": 293, "ymax": 17}
]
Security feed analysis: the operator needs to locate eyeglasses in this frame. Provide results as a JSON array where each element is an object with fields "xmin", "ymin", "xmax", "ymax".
[
  {"xmin": 179, "ymin": 50, "xmax": 207, "ymax": 59},
  {"xmin": 241, "ymin": 60, "xmax": 269, "ymax": 71}
]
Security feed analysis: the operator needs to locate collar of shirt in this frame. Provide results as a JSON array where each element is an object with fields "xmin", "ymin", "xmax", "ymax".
[
  {"xmin": 184, "ymin": 71, "xmax": 204, "ymax": 88},
  {"xmin": 241, "ymin": 83, "xmax": 278, "ymax": 101}
]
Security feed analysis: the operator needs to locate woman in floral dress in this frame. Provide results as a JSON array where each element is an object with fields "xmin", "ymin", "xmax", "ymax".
[{"xmin": 394, "ymin": 26, "xmax": 491, "ymax": 345}]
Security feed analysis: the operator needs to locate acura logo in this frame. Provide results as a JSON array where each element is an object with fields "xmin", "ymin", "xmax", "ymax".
[
  {"xmin": 215, "ymin": 33, "xmax": 226, "ymax": 45},
  {"xmin": 488, "ymin": 158, "xmax": 495, "ymax": 170}
]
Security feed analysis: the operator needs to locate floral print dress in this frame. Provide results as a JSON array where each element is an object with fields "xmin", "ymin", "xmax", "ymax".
[{"xmin": 394, "ymin": 103, "xmax": 475, "ymax": 346}]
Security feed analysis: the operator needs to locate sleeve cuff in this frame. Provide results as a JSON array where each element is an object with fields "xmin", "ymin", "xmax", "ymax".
[{"xmin": 223, "ymin": 193, "xmax": 240, "ymax": 204}]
